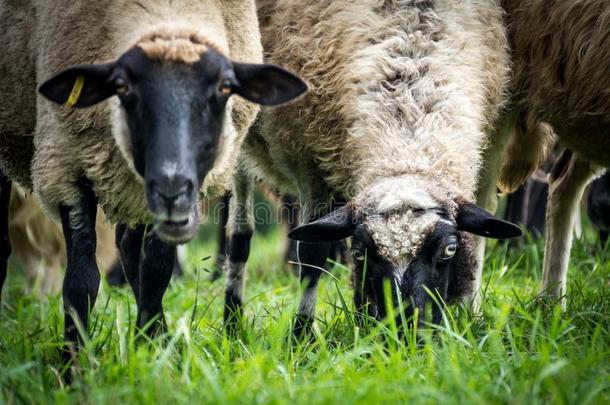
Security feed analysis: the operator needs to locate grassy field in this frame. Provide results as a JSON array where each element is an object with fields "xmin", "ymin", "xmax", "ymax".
[{"xmin": 1, "ymin": 218, "xmax": 609, "ymax": 404}]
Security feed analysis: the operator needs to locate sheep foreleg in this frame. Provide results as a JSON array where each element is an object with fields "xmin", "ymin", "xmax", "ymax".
[
  {"xmin": 224, "ymin": 167, "xmax": 254, "ymax": 335},
  {"xmin": 541, "ymin": 151, "xmax": 597, "ymax": 306},
  {"xmin": 59, "ymin": 179, "xmax": 100, "ymax": 359}
]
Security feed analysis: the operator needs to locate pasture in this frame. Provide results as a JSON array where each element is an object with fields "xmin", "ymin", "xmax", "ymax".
[{"xmin": 1, "ymin": 205, "xmax": 609, "ymax": 404}]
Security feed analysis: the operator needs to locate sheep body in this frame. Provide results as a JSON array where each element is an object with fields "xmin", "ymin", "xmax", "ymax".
[
  {"xmin": 0, "ymin": 0, "xmax": 262, "ymax": 226},
  {"xmin": 249, "ymin": 0, "xmax": 509, "ymax": 201}
]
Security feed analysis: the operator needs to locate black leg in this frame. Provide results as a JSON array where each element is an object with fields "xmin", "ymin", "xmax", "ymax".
[
  {"xmin": 59, "ymin": 179, "xmax": 100, "ymax": 355},
  {"xmin": 106, "ymin": 224, "xmax": 128, "ymax": 287},
  {"xmin": 281, "ymin": 195, "xmax": 300, "ymax": 267},
  {"xmin": 294, "ymin": 240, "xmax": 331, "ymax": 337},
  {"xmin": 118, "ymin": 225, "xmax": 145, "ymax": 298},
  {"xmin": 211, "ymin": 192, "xmax": 231, "ymax": 281},
  {"xmin": 224, "ymin": 230, "xmax": 252, "ymax": 333},
  {"xmin": 119, "ymin": 224, "xmax": 173, "ymax": 337},
  {"xmin": 223, "ymin": 169, "xmax": 254, "ymax": 335},
  {"xmin": 0, "ymin": 170, "xmax": 11, "ymax": 299},
  {"xmin": 136, "ymin": 230, "xmax": 175, "ymax": 337}
]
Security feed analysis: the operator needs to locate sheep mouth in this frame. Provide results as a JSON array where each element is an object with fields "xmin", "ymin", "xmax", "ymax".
[{"xmin": 153, "ymin": 209, "xmax": 200, "ymax": 245}]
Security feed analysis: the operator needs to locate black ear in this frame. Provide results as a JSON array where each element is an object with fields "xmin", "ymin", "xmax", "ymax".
[
  {"xmin": 457, "ymin": 201, "xmax": 522, "ymax": 239},
  {"xmin": 288, "ymin": 206, "xmax": 356, "ymax": 243},
  {"xmin": 38, "ymin": 62, "xmax": 117, "ymax": 108},
  {"xmin": 232, "ymin": 62, "xmax": 308, "ymax": 106}
]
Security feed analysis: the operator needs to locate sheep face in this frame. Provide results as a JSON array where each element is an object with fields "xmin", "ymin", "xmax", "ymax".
[
  {"xmin": 38, "ymin": 43, "xmax": 307, "ymax": 244},
  {"xmin": 290, "ymin": 177, "xmax": 522, "ymax": 326}
]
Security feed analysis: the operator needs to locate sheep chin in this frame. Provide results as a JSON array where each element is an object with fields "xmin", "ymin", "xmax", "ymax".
[{"xmin": 152, "ymin": 205, "xmax": 200, "ymax": 245}]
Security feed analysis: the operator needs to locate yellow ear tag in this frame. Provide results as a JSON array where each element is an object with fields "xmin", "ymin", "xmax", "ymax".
[{"xmin": 65, "ymin": 75, "xmax": 85, "ymax": 108}]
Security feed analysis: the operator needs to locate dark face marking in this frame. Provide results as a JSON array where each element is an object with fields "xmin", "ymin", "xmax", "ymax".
[
  {"xmin": 351, "ymin": 219, "xmax": 459, "ymax": 326},
  {"xmin": 115, "ymin": 48, "xmax": 231, "ymax": 243},
  {"xmin": 38, "ymin": 44, "xmax": 308, "ymax": 244}
]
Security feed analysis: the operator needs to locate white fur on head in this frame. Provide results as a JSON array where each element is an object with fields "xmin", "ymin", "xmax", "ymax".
[{"xmin": 355, "ymin": 176, "xmax": 458, "ymax": 264}]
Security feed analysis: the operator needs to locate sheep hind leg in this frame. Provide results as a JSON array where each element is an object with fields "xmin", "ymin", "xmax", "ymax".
[
  {"xmin": 0, "ymin": 170, "xmax": 11, "ymax": 300},
  {"xmin": 59, "ymin": 179, "xmax": 100, "ymax": 360},
  {"xmin": 224, "ymin": 168, "xmax": 254, "ymax": 335},
  {"xmin": 541, "ymin": 151, "xmax": 597, "ymax": 306}
]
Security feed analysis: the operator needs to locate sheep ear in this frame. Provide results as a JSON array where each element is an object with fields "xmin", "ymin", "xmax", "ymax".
[
  {"xmin": 38, "ymin": 62, "xmax": 117, "ymax": 108},
  {"xmin": 289, "ymin": 206, "xmax": 356, "ymax": 243},
  {"xmin": 457, "ymin": 201, "xmax": 523, "ymax": 239},
  {"xmin": 232, "ymin": 62, "xmax": 308, "ymax": 106}
]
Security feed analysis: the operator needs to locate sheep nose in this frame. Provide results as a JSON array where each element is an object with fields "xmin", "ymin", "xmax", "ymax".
[{"xmin": 148, "ymin": 176, "xmax": 194, "ymax": 213}]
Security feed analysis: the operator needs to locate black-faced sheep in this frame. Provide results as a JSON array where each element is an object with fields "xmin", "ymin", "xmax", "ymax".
[
  {"xmin": 0, "ymin": 0, "xmax": 306, "ymax": 356},
  {"xmin": 222, "ymin": 0, "xmax": 522, "ymax": 334},
  {"xmin": 478, "ymin": 0, "xmax": 610, "ymax": 304}
]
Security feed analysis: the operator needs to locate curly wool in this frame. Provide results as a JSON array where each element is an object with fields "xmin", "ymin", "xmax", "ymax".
[{"xmin": 251, "ymin": 0, "xmax": 510, "ymax": 200}]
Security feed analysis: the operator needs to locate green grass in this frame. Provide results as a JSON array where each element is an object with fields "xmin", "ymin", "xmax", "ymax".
[{"xmin": 1, "ymin": 227, "xmax": 609, "ymax": 404}]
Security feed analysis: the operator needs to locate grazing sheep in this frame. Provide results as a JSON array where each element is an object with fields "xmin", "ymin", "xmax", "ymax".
[
  {"xmin": 223, "ymin": 0, "xmax": 522, "ymax": 334},
  {"xmin": 0, "ymin": 0, "xmax": 306, "ymax": 356},
  {"xmin": 478, "ymin": 0, "xmax": 610, "ymax": 303}
]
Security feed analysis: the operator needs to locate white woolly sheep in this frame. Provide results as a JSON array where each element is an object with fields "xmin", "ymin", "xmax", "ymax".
[
  {"xmin": 0, "ymin": 0, "xmax": 306, "ymax": 358},
  {"xmin": 222, "ymin": 0, "xmax": 522, "ymax": 335}
]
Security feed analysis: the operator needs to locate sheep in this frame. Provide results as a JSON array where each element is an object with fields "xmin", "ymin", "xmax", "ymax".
[
  {"xmin": 222, "ymin": 0, "xmax": 522, "ymax": 335},
  {"xmin": 476, "ymin": 0, "xmax": 610, "ymax": 304},
  {"xmin": 0, "ymin": 0, "xmax": 307, "ymax": 357}
]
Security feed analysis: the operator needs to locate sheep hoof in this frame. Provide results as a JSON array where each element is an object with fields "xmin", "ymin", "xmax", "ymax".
[{"xmin": 293, "ymin": 314, "xmax": 315, "ymax": 340}]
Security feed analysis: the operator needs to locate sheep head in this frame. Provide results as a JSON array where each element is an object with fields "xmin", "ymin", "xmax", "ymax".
[
  {"xmin": 289, "ymin": 176, "xmax": 522, "ymax": 326},
  {"xmin": 38, "ymin": 31, "xmax": 307, "ymax": 244}
]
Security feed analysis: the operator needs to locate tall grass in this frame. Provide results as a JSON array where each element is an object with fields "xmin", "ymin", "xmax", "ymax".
[{"xmin": 1, "ymin": 229, "xmax": 608, "ymax": 404}]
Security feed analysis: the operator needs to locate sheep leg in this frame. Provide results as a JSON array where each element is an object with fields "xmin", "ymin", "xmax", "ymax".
[
  {"xmin": 294, "ymin": 240, "xmax": 331, "ymax": 337},
  {"xmin": 223, "ymin": 168, "xmax": 254, "ymax": 334},
  {"xmin": 106, "ymin": 223, "xmax": 128, "ymax": 286},
  {"xmin": 136, "ymin": 230, "xmax": 176, "ymax": 337},
  {"xmin": 281, "ymin": 194, "xmax": 300, "ymax": 269},
  {"xmin": 0, "ymin": 170, "xmax": 11, "ymax": 299},
  {"xmin": 117, "ymin": 224, "xmax": 145, "ymax": 299},
  {"xmin": 541, "ymin": 151, "xmax": 596, "ymax": 304},
  {"xmin": 211, "ymin": 192, "xmax": 231, "ymax": 281},
  {"xmin": 59, "ymin": 179, "xmax": 100, "ymax": 355}
]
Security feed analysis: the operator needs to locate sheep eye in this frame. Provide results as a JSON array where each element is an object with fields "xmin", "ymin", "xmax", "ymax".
[
  {"xmin": 352, "ymin": 249, "xmax": 366, "ymax": 262},
  {"xmin": 115, "ymin": 78, "xmax": 129, "ymax": 96},
  {"xmin": 218, "ymin": 80, "xmax": 232, "ymax": 96},
  {"xmin": 442, "ymin": 243, "xmax": 458, "ymax": 260}
]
